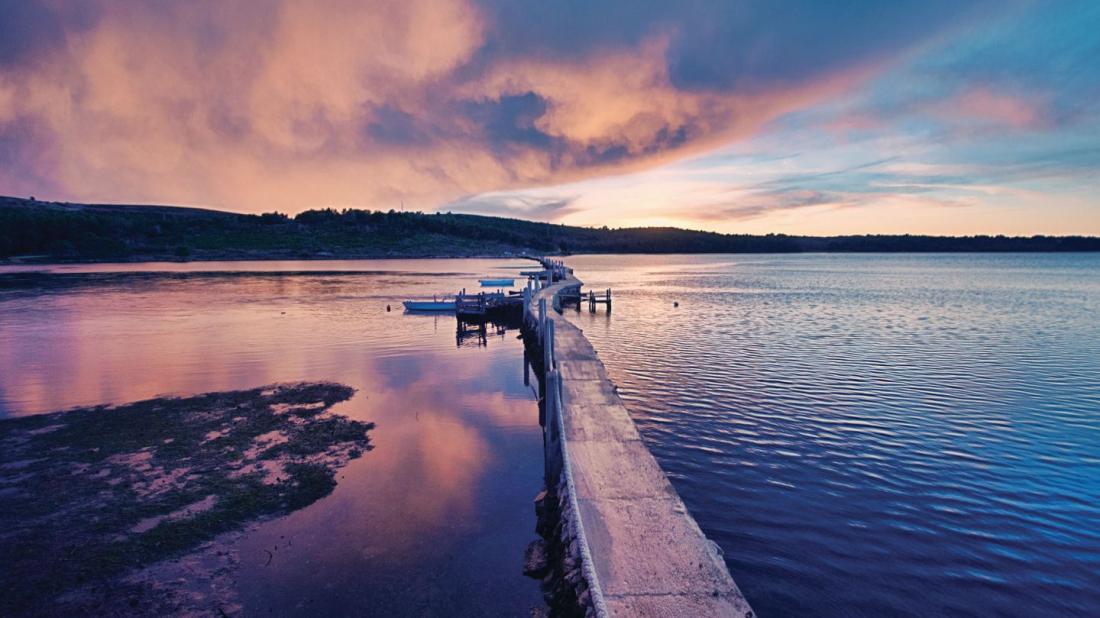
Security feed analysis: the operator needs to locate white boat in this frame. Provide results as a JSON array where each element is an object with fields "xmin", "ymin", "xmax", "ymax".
[
  {"xmin": 403, "ymin": 300, "xmax": 456, "ymax": 311},
  {"xmin": 479, "ymin": 278, "xmax": 515, "ymax": 287}
]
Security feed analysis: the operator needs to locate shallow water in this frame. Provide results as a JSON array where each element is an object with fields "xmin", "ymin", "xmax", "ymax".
[
  {"xmin": 0, "ymin": 259, "xmax": 543, "ymax": 617},
  {"xmin": 564, "ymin": 253, "xmax": 1100, "ymax": 618}
]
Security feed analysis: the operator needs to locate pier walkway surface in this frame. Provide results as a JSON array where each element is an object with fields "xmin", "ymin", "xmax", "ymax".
[{"xmin": 526, "ymin": 259, "xmax": 756, "ymax": 618}]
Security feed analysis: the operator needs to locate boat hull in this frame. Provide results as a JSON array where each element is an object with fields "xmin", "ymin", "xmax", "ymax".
[
  {"xmin": 478, "ymin": 279, "xmax": 515, "ymax": 286},
  {"xmin": 403, "ymin": 301, "xmax": 456, "ymax": 311}
]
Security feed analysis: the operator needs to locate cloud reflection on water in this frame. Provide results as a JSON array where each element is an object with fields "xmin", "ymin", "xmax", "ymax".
[{"xmin": 0, "ymin": 260, "xmax": 544, "ymax": 617}]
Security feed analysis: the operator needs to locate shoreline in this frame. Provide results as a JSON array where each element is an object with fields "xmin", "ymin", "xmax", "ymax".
[{"xmin": 0, "ymin": 252, "xmax": 537, "ymax": 267}]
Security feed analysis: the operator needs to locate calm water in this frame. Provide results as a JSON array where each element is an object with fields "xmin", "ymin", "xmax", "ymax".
[
  {"xmin": 565, "ymin": 253, "xmax": 1100, "ymax": 618},
  {"xmin": 0, "ymin": 259, "xmax": 544, "ymax": 617}
]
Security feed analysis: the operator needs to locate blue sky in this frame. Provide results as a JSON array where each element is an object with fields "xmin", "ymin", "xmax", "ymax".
[{"xmin": 449, "ymin": 1, "xmax": 1100, "ymax": 234}]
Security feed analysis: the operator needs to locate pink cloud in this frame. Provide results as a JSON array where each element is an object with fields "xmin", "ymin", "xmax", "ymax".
[
  {"xmin": 936, "ymin": 85, "xmax": 1049, "ymax": 130},
  {"xmin": 822, "ymin": 113, "xmax": 889, "ymax": 140},
  {"xmin": 0, "ymin": 1, "xmax": 886, "ymax": 213}
]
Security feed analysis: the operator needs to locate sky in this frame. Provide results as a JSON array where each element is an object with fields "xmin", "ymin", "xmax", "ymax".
[{"xmin": 1, "ymin": 0, "xmax": 1098, "ymax": 235}]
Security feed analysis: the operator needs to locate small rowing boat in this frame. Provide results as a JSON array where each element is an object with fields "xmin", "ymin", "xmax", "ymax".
[
  {"xmin": 479, "ymin": 278, "xmax": 515, "ymax": 287},
  {"xmin": 403, "ymin": 300, "xmax": 456, "ymax": 311}
]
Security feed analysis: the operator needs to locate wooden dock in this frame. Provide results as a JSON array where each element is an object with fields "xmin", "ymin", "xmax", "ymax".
[
  {"xmin": 560, "ymin": 288, "xmax": 612, "ymax": 313},
  {"xmin": 456, "ymin": 289, "xmax": 523, "ymax": 321},
  {"xmin": 524, "ymin": 257, "xmax": 755, "ymax": 618}
]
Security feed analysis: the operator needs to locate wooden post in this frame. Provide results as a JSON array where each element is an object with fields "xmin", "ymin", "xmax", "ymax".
[
  {"xmin": 550, "ymin": 369, "xmax": 560, "ymax": 437},
  {"xmin": 546, "ymin": 368, "xmax": 560, "ymax": 449},
  {"xmin": 538, "ymin": 298, "xmax": 546, "ymax": 345},
  {"xmin": 545, "ymin": 367, "xmax": 553, "ymax": 423},
  {"xmin": 607, "ymin": 288, "xmax": 612, "ymax": 313},
  {"xmin": 544, "ymin": 318, "xmax": 555, "ymax": 371}
]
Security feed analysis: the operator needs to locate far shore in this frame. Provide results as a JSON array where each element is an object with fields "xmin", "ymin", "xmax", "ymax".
[
  {"xmin": 4, "ymin": 195, "xmax": 1097, "ymax": 265},
  {"xmin": 6, "ymin": 248, "xmax": 1100, "ymax": 270},
  {"xmin": 0, "ymin": 251, "xmax": 542, "ymax": 267}
]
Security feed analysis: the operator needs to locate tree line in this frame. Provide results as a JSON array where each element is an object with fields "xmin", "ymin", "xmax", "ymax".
[{"xmin": 1, "ymin": 196, "xmax": 1096, "ymax": 261}]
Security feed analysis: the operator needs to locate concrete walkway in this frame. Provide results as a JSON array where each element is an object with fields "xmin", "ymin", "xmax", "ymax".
[{"xmin": 531, "ymin": 266, "xmax": 756, "ymax": 618}]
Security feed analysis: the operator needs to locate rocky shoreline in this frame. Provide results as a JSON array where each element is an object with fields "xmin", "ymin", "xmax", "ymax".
[{"xmin": 524, "ymin": 482, "xmax": 598, "ymax": 618}]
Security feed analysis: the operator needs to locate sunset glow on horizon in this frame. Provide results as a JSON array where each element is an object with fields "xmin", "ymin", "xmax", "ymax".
[{"xmin": 1, "ymin": 0, "xmax": 1098, "ymax": 235}]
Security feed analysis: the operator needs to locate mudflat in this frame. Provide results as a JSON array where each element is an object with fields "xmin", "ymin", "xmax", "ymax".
[{"xmin": 0, "ymin": 382, "xmax": 373, "ymax": 617}]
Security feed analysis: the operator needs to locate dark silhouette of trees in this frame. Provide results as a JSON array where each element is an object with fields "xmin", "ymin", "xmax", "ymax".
[{"xmin": 1, "ymin": 195, "xmax": 1096, "ymax": 262}]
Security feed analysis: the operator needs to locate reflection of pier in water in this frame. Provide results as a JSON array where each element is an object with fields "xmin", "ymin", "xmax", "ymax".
[{"xmin": 455, "ymin": 316, "xmax": 521, "ymax": 348}]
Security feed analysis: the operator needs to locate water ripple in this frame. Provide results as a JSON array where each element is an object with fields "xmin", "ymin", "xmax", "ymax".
[{"xmin": 566, "ymin": 253, "xmax": 1100, "ymax": 618}]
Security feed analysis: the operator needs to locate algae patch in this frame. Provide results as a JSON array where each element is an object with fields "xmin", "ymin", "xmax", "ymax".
[{"xmin": 0, "ymin": 382, "xmax": 372, "ymax": 616}]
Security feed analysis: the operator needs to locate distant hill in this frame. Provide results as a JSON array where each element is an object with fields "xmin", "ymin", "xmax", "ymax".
[{"xmin": 1, "ymin": 195, "xmax": 1097, "ymax": 262}]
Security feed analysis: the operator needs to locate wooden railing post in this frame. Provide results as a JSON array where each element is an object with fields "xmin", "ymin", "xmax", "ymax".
[
  {"xmin": 546, "ymin": 368, "xmax": 561, "ymax": 442},
  {"xmin": 538, "ymin": 298, "xmax": 547, "ymax": 346},
  {"xmin": 544, "ymin": 317, "xmax": 555, "ymax": 371},
  {"xmin": 545, "ymin": 368, "xmax": 562, "ymax": 486},
  {"xmin": 546, "ymin": 368, "xmax": 556, "ymax": 436}
]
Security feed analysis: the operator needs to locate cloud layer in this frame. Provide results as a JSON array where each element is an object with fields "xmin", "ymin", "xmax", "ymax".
[
  {"xmin": 0, "ymin": 0, "xmax": 1012, "ymax": 212},
  {"xmin": 443, "ymin": 0, "xmax": 1100, "ymax": 235}
]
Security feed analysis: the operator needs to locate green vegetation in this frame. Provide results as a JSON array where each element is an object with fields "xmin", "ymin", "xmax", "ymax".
[
  {"xmin": 0, "ymin": 382, "xmax": 371, "ymax": 616},
  {"xmin": 1, "ymin": 195, "xmax": 1096, "ymax": 262}
]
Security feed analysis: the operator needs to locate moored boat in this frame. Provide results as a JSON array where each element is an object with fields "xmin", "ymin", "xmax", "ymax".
[
  {"xmin": 402, "ymin": 300, "xmax": 456, "ymax": 311},
  {"xmin": 479, "ymin": 278, "xmax": 515, "ymax": 286}
]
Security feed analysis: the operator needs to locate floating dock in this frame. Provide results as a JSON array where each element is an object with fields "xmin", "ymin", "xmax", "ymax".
[{"xmin": 523, "ymin": 257, "xmax": 755, "ymax": 618}]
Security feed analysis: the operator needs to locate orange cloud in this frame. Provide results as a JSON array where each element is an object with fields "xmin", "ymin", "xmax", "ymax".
[{"xmin": 0, "ymin": 0, "xmax": 880, "ymax": 212}]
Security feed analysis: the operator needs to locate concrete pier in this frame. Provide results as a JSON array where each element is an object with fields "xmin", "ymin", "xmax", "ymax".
[{"xmin": 525, "ymin": 258, "xmax": 756, "ymax": 618}]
